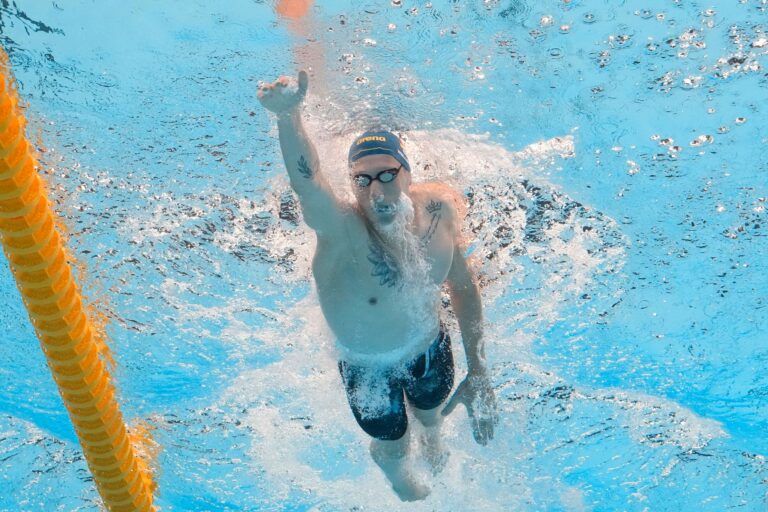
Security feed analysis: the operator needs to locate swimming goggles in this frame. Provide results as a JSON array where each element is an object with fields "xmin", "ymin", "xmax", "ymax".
[{"xmin": 352, "ymin": 165, "xmax": 403, "ymax": 188}]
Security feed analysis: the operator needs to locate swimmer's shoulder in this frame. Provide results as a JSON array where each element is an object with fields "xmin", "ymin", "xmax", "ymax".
[{"xmin": 412, "ymin": 181, "xmax": 467, "ymax": 231}]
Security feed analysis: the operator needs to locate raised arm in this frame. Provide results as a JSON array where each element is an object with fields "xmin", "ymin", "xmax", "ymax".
[{"xmin": 258, "ymin": 71, "xmax": 346, "ymax": 235}]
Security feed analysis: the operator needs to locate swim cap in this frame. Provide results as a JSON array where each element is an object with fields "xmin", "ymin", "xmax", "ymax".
[{"xmin": 348, "ymin": 130, "xmax": 411, "ymax": 172}]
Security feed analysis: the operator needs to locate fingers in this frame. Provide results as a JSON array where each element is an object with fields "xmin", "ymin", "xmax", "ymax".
[
  {"xmin": 258, "ymin": 72, "xmax": 307, "ymax": 93},
  {"xmin": 441, "ymin": 375, "xmax": 498, "ymax": 444},
  {"xmin": 470, "ymin": 402, "xmax": 495, "ymax": 445},
  {"xmin": 471, "ymin": 417, "xmax": 494, "ymax": 445},
  {"xmin": 470, "ymin": 393, "xmax": 497, "ymax": 445}
]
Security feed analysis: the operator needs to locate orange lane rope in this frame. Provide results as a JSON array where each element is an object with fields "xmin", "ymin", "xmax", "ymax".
[{"xmin": 0, "ymin": 50, "xmax": 156, "ymax": 511}]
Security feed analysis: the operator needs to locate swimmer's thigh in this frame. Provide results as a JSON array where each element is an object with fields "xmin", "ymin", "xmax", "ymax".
[
  {"xmin": 338, "ymin": 362, "xmax": 408, "ymax": 440},
  {"xmin": 404, "ymin": 332, "xmax": 455, "ymax": 410}
]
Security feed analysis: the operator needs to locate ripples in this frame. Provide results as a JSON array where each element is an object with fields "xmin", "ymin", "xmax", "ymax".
[
  {"xmin": 499, "ymin": 0, "xmax": 532, "ymax": 22},
  {"xmin": 3, "ymin": 0, "xmax": 768, "ymax": 509}
]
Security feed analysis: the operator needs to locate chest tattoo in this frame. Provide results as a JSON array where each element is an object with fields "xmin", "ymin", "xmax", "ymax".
[
  {"xmin": 365, "ymin": 200, "xmax": 444, "ymax": 290},
  {"xmin": 367, "ymin": 238, "xmax": 403, "ymax": 289},
  {"xmin": 421, "ymin": 200, "xmax": 443, "ymax": 245},
  {"xmin": 297, "ymin": 155, "xmax": 313, "ymax": 179}
]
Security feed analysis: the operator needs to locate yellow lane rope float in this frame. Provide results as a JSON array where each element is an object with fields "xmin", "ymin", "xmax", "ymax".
[{"xmin": 0, "ymin": 51, "xmax": 156, "ymax": 511}]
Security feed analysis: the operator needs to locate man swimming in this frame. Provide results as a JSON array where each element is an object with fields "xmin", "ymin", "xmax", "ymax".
[{"xmin": 257, "ymin": 71, "xmax": 498, "ymax": 501}]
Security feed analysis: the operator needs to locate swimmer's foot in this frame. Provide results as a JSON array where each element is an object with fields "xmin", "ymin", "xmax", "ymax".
[{"xmin": 390, "ymin": 473, "xmax": 431, "ymax": 502}]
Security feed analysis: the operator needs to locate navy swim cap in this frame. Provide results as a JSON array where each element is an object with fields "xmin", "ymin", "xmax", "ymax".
[{"xmin": 348, "ymin": 130, "xmax": 411, "ymax": 172}]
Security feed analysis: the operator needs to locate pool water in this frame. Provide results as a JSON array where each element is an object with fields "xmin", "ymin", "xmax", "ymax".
[{"xmin": 1, "ymin": 1, "xmax": 767, "ymax": 510}]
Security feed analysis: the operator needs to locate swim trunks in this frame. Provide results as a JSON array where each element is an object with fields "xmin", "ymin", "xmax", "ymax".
[{"xmin": 338, "ymin": 329, "xmax": 455, "ymax": 441}]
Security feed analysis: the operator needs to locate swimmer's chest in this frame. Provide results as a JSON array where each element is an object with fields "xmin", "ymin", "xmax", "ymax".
[{"xmin": 312, "ymin": 211, "xmax": 454, "ymax": 309}]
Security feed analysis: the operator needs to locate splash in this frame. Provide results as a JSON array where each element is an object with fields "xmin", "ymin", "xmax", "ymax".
[{"xmin": 204, "ymin": 129, "xmax": 692, "ymax": 510}]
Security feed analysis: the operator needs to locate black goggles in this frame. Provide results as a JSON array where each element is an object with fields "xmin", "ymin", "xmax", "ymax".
[{"xmin": 352, "ymin": 165, "xmax": 403, "ymax": 188}]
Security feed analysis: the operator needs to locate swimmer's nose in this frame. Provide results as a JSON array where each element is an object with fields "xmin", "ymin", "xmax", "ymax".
[{"xmin": 369, "ymin": 179, "xmax": 385, "ymax": 196}]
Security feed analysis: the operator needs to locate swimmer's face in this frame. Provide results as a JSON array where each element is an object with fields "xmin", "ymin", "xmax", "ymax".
[{"xmin": 349, "ymin": 154, "xmax": 412, "ymax": 226}]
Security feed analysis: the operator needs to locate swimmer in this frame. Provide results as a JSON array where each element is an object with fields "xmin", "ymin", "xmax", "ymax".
[{"xmin": 258, "ymin": 70, "xmax": 498, "ymax": 501}]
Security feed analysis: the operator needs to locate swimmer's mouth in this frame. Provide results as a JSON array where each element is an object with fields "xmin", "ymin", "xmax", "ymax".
[{"xmin": 373, "ymin": 203, "xmax": 397, "ymax": 215}]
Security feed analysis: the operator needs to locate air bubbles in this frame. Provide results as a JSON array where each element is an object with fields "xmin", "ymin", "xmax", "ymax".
[
  {"xmin": 707, "ymin": 107, "xmax": 716, "ymax": 114},
  {"xmin": 583, "ymin": 13, "xmax": 596, "ymax": 24},
  {"xmin": 387, "ymin": 23, "xmax": 397, "ymax": 32},
  {"xmin": 654, "ymin": 71, "xmax": 676, "ymax": 91},
  {"xmin": 391, "ymin": 0, "xmax": 402, "ymax": 6},
  {"xmin": 340, "ymin": 53, "xmax": 354, "ymax": 65},
  {"xmin": 406, "ymin": 7, "xmax": 419, "ymax": 16},
  {"xmin": 682, "ymin": 75, "xmax": 702, "ymax": 89},
  {"xmin": 650, "ymin": 134, "xmax": 661, "ymax": 141},
  {"xmin": 752, "ymin": 38, "xmax": 768, "ymax": 48},
  {"xmin": 659, "ymin": 137, "xmax": 674, "ymax": 146},
  {"xmin": 636, "ymin": 9, "xmax": 654, "ymax": 19},
  {"xmin": 616, "ymin": 34, "xmax": 632, "ymax": 46},
  {"xmin": 529, "ymin": 29, "xmax": 546, "ymax": 42},
  {"xmin": 627, "ymin": 160, "xmax": 640, "ymax": 175},
  {"xmin": 717, "ymin": 126, "xmax": 730, "ymax": 134},
  {"xmin": 559, "ymin": 24, "xmax": 571, "ymax": 34},
  {"xmin": 594, "ymin": 49, "xmax": 611, "ymax": 67},
  {"xmin": 735, "ymin": 117, "xmax": 747, "ymax": 124},
  {"xmin": 549, "ymin": 47, "xmax": 563, "ymax": 58},
  {"xmin": 363, "ymin": 38, "xmax": 377, "ymax": 46},
  {"xmin": 689, "ymin": 134, "xmax": 714, "ymax": 147},
  {"xmin": 472, "ymin": 66, "xmax": 486, "ymax": 80},
  {"xmin": 540, "ymin": 14, "xmax": 554, "ymax": 27},
  {"xmin": 646, "ymin": 42, "xmax": 658, "ymax": 52},
  {"xmin": 680, "ymin": 29, "xmax": 698, "ymax": 42},
  {"xmin": 703, "ymin": 8, "xmax": 716, "ymax": 16},
  {"xmin": 656, "ymin": 12, "xmax": 666, "ymax": 21}
]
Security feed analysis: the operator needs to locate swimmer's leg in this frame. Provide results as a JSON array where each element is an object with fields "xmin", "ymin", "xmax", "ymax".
[
  {"xmin": 405, "ymin": 331, "xmax": 455, "ymax": 474},
  {"xmin": 339, "ymin": 361, "xmax": 429, "ymax": 501},
  {"xmin": 412, "ymin": 406, "xmax": 449, "ymax": 475},
  {"xmin": 369, "ymin": 426, "xmax": 430, "ymax": 502}
]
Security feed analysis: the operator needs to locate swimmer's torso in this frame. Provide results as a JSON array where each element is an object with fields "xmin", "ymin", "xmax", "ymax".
[{"xmin": 312, "ymin": 186, "xmax": 457, "ymax": 360}]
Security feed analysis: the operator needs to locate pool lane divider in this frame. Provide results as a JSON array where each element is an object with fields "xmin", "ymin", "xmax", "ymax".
[{"xmin": 0, "ymin": 52, "xmax": 157, "ymax": 511}]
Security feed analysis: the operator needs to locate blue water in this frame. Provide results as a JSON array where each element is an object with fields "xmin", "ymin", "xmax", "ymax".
[{"xmin": 1, "ymin": 1, "xmax": 767, "ymax": 510}]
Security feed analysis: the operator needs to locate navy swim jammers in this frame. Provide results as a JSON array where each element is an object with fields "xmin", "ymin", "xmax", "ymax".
[{"xmin": 338, "ymin": 330, "xmax": 455, "ymax": 441}]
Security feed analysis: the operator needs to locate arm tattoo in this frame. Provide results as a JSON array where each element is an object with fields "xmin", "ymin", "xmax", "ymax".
[
  {"xmin": 297, "ymin": 155, "xmax": 313, "ymax": 179},
  {"xmin": 422, "ymin": 200, "xmax": 443, "ymax": 245},
  {"xmin": 367, "ymin": 239, "xmax": 402, "ymax": 289}
]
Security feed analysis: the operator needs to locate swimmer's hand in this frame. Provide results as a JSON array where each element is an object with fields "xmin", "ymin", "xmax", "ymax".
[
  {"xmin": 442, "ymin": 371, "xmax": 498, "ymax": 445},
  {"xmin": 257, "ymin": 70, "xmax": 308, "ymax": 116}
]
